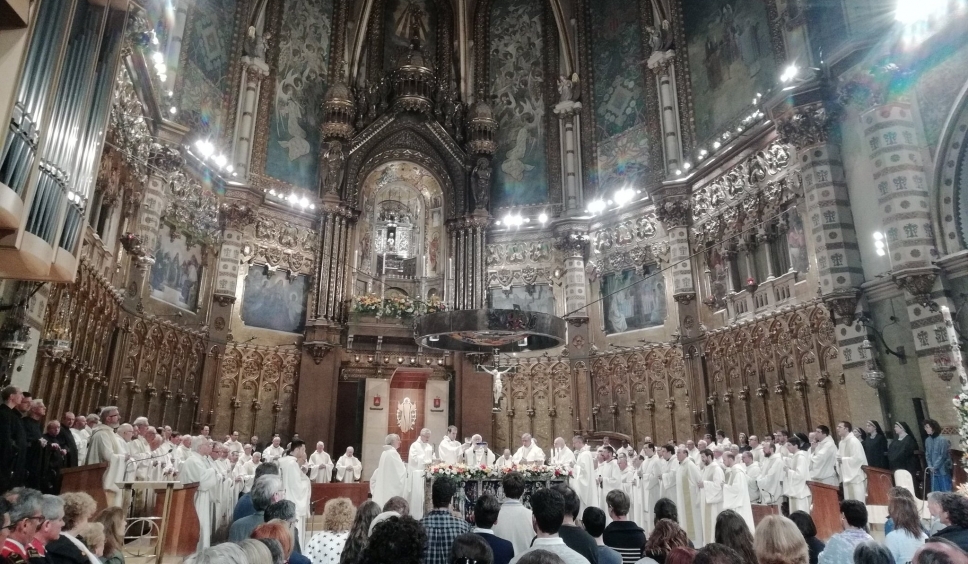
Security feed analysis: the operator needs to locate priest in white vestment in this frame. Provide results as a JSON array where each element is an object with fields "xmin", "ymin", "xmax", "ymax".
[
  {"xmin": 720, "ymin": 452, "xmax": 755, "ymax": 532},
  {"xmin": 675, "ymin": 446, "xmax": 704, "ymax": 547},
  {"xmin": 757, "ymin": 444, "xmax": 785, "ymax": 505},
  {"xmin": 642, "ymin": 444, "xmax": 663, "ymax": 533},
  {"xmin": 572, "ymin": 436, "xmax": 598, "ymax": 513},
  {"xmin": 837, "ymin": 422, "xmax": 868, "ymax": 501},
  {"xmin": 279, "ymin": 439, "xmax": 312, "ymax": 547},
  {"xmin": 512, "ymin": 433, "xmax": 546, "ymax": 465},
  {"xmin": 741, "ymin": 452, "xmax": 761, "ymax": 504},
  {"xmin": 71, "ymin": 420, "xmax": 89, "ymax": 467},
  {"xmin": 180, "ymin": 438, "xmax": 220, "ymax": 550},
  {"xmin": 784, "ymin": 440, "xmax": 812, "ymax": 513},
  {"xmin": 438, "ymin": 426, "xmax": 465, "ymax": 465},
  {"xmin": 370, "ymin": 434, "xmax": 408, "ymax": 507},
  {"xmin": 407, "ymin": 428, "xmax": 435, "ymax": 519},
  {"xmin": 810, "ymin": 426, "xmax": 839, "ymax": 486},
  {"xmin": 240, "ymin": 452, "xmax": 261, "ymax": 493},
  {"xmin": 335, "ymin": 446, "xmax": 363, "ymax": 483},
  {"xmin": 550, "ymin": 437, "xmax": 576, "ymax": 467},
  {"xmin": 262, "ymin": 436, "xmax": 285, "ymax": 462},
  {"xmin": 749, "ymin": 436, "xmax": 764, "ymax": 464},
  {"xmin": 697, "ymin": 449, "xmax": 725, "ymax": 545},
  {"xmin": 225, "ymin": 431, "xmax": 244, "ymax": 454},
  {"xmin": 308, "ymin": 442, "xmax": 334, "ymax": 483},
  {"xmin": 687, "ymin": 441, "xmax": 701, "ymax": 466},
  {"xmin": 625, "ymin": 455, "xmax": 647, "ymax": 527},
  {"xmin": 596, "ymin": 447, "xmax": 624, "ymax": 518},
  {"xmin": 85, "ymin": 407, "xmax": 128, "ymax": 507},
  {"xmin": 495, "ymin": 449, "xmax": 514, "ymax": 470},
  {"xmin": 464, "ymin": 435, "xmax": 496, "ymax": 468},
  {"xmin": 660, "ymin": 445, "xmax": 679, "ymax": 502}
]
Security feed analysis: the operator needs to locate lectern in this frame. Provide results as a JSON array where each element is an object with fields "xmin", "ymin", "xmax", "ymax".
[
  {"xmin": 808, "ymin": 480, "xmax": 842, "ymax": 541},
  {"xmin": 864, "ymin": 465, "xmax": 894, "ymax": 505},
  {"xmin": 60, "ymin": 463, "xmax": 108, "ymax": 512},
  {"xmin": 116, "ymin": 481, "xmax": 199, "ymax": 559}
]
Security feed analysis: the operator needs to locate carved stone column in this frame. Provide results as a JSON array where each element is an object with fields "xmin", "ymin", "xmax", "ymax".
[
  {"xmin": 554, "ymin": 228, "xmax": 590, "ymax": 318},
  {"xmin": 553, "ymin": 101, "xmax": 584, "ymax": 215},
  {"xmin": 135, "ymin": 144, "xmax": 183, "ymax": 266},
  {"xmin": 312, "ymin": 192, "xmax": 355, "ymax": 323},
  {"xmin": 648, "ymin": 56, "xmax": 682, "ymax": 173},
  {"xmin": 232, "ymin": 58, "xmax": 270, "ymax": 178},
  {"xmin": 215, "ymin": 202, "xmax": 257, "ymax": 303},
  {"xmin": 655, "ymin": 198, "xmax": 695, "ymax": 303},
  {"xmin": 448, "ymin": 213, "xmax": 489, "ymax": 310}
]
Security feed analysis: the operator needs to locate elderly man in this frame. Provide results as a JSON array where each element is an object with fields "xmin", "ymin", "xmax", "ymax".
[
  {"xmin": 675, "ymin": 445, "xmax": 704, "ymax": 547},
  {"xmin": 512, "ymin": 433, "xmax": 546, "ymax": 465},
  {"xmin": 180, "ymin": 437, "xmax": 221, "ymax": 550},
  {"xmin": 308, "ymin": 442, "xmax": 334, "ymax": 483},
  {"xmin": 279, "ymin": 439, "xmax": 312, "ymax": 546},
  {"xmin": 371, "ymin": 434, "xmax": 408, "ymax": 507},
  {"xmin": 70, "ymin": 417, "xmax": 88, "ymax": 465},
  {"xmin": 550, "ymin": 437, "xmax": 575, "ymax": 466},
  {"xmin": 262, "ymin": 436, "xmax": 285, "ymax": 462},
  {"xmin": 86, "ymin": 406, "xmax": 128, "ymax": 506},
  {"xmin": 464, "ymin": 434, "xmax": 495, "ymax": 467},
  {"xmin": 54, "ymin": 412, "xmax": 78, "ymax": 468},
  {"xmin": 1, "ymin": 489, "xmax": 43, "ymax": 560},
  {"xmin": 228, "ymin": 474, "xmax": 285, "ymax": 542},
  {"xmin": 495, "ymin": 449, "xmax": 514, "ymax": 470},
  {"xmin": 0, "ymin": 386, "xmax": 27, "ymax": 493},
  {"xmin": 408, "ymin": 429, "xmax": 435, "ymax": 519},
  {"xmin": 240, "ymin": 451, "xmax": 261, "ymax": 493},
  {"xmin": 129, "ymin": 417, "xmax": 151, "ymax": 456},
  {"xmin": 335, "ymin": 446, "xmax": 362, "ymax": 483}
]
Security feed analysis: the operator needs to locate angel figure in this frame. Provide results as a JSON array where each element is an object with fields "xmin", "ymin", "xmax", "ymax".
[{"xmin": 480, "ymin": 364, "xmax": 515, "ymax": 407}]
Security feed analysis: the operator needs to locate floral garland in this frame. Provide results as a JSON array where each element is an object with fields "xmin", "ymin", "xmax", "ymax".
[
  {"xmin": 351, "ymin": 294, "xmax": 448, "ymax": 319},
  {"xmin": 427, "ymin": 462, "xmax": 574, "ymax": 480}
]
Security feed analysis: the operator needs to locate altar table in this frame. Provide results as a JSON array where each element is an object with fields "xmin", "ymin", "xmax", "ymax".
[{"xmin": 428, "ymin": 475, "xmax": 567, "ymax": 521}]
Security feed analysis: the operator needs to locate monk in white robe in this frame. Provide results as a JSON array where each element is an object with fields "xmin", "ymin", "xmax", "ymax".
[
  {"xmin": 749, "ymin": 436, "xmax": 765, "ymax": 464},
  {"xmin": 512, "ymin": 433, "xmax": 546, "ymax": 464},
  {"xmin": 309, "ymin": 442, "xmax": 334, "ymax": 483},
  {"xmin": 660, "ymin": 446, "xmax": 679, "ymax": 502},
  {"xmin": 675, "ymin": 447, "xmax": 704, "ymax": 547},
  {"xmin": 550, "ymin": 437, "xmax": 576, "ymax": 466},
  {"xmin": 720, "ymin": 452, "xmax": 755, "ymax": 532},
  {"xmin": 697, "ymin": 449, "xmax": 725, "ymax": 546},
  {"xmin": 784, "ymin": 441, "xmax": 812, "ymax": 512},
  {"xmin": 225, "ymin": 431, "xmax": 244, "ymax": 454},
  {"xmin": 438, "ymin": 426, "xmax": 465, "ymax": 465},
  {"xmin": 757, "ymin": 445, "xmax": 785, "ymax": 505},
  {"xmin": 810, "ymin": 427, "xmax": 839, "ymax": 486},
  {"xmin": 240, "ymin": 452, "xmax": 261, "ymax": 493},
  {"xmin": 279, "ymin": 440, "xmax": 312, "ymax": 546},
  {"xmin": 572, "ymin": 437, "xmax": 598, "ymax": 512},
  {"xmin": 687, "ymin": 441, "xmax": 702, "ymax": 466},
  {"xmin": 495, "ymin": 449, "xmax": 514, "ymax": 470},
  {"xmin": 741, "ymin": 452, "xmax": 761, "ymax": 504},
  {"xmin": 370, "ymin": 434, "xmax": 408, "ymax": 507},
  {"xmin": 597, "ymin": 447, "xmax": 624, "ymax": 517},
  {"xmin": 407, "ymin": 429, "xmax": 435, "ymax": 519},
  {"xmin": 85, "ymin": 408, "xmax": 128, "ymax": 507},
  {"xmin": 837, "ymin": 422, "xmax": 868, "ymax": 501},
  {"xmin": 335, "ymin": 447, "xmax": 363, "ymax": 482},
  {"xmin": 180, "ymin": 438, "xmax": 220, "ymax": 550},
  {"xmin": 626, "ymin": 455, "xmax": 647, "ymax": 528},
  {"xmin": 642, "ymin": 445, "xmax": 663, "ymax": 533},
  {"xmin": 262, "ymin": 436, "xmax": 285, "ymax": 462},
  {"xmin": 464, "ymin": 435, "xmax": 496, "ymax": 468}
]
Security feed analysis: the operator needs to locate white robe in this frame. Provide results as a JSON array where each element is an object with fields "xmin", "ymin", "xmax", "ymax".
[
  {"xmin": 438, "ymin": 437, "xmax": 464, "ymax": 465},
  {"xmin": 239, "ymin": 459, "xmax": 258, "ymax": 493},
  {"xmin": 279, "ymin": 455, "xmax": 312, "ymax": 546},
  {"xmin": 309, "ymin": 450, "xmax": 334, "ymax": 483},
  {"xmin": 335, "ymin": 455, "xmax": 362, "ymax": 483},
  {"xmin": 624, "ymin": 465, "xmax": 647, "ymax": 528},
  {"xmin": 407, "ymin": 440, "xmax": 434, "ymax": 519},
  {"xmin": 573, "ymin": 446, "xmax": 598, "ymax": 513},
  {"xmin": 676, "ymin": 458, "xmax": 704, "ymax": 547},
  {"xmin": 751, "ymin": 445, "xmax": 765, "ymax": 464},
  {"xmin": 744, "ymin": 461, "xmax": 762, "ymax": 503},
  {"xmin": 810, "ymin": 436, "xmax": 839, "ymax": 485},
  {"xmin": 262, "ymin": 445, "xmax": 285, "ymax": 462},
  {"xmin": 180, "ymin": 453, "xmax": 219, "ymax": 550},
  {"xmin": 512, "ymin": 443, "xmax": 546, "ymax": 464},
  {"xmin": 642, "ymin": 455, "xmax": 663, "ymax": 533},
  {"xmin": 224, "ymin": 440, "xmax": 244, "ymax": 453},
  {"xmin": 700, "ymin": 462, "xmax": 726, "ymax": 546},
  {"xmin": 688, "ymin": 448, "xmax": 701, "ymax": 466},
  {"xmin": 757, "ymin": 454, "xmax": 785, "ymax": 505},
  {"xmin": 71, "ymin": 429, "xmax": 88, "ymax": 466},
  {"xmin": 598, "ymin": 459, "xmax": 624, "ymax": 520},
  {"xmin": 370, "ymin": 445, "xmax": 408, "ymax": 507},
  {"xmin": 661, "ymin": 457, "xmax": 679, "ymax": 502},
  {"xmin": 465, "ymin": 446, "xmax": 496, "ymax": 468},
  {"xmin": 550, "ymin": 446, "xmax": 576, "ymax": 466},
  {"xmin": 838, "ymin": 433, "xmax": 868, "ymax": 501},
  {"xmin": 495, "ymin": 456, "xmax": 514, "ymax": 470},
  {"xmin": 722, "ymin": 465, "xmax": 755, "ymax": 532}
]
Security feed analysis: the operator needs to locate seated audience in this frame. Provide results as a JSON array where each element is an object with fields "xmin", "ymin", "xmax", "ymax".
[
  {"xmin": 306, "ymin": 497, "xmax": 356, "ymax": 564},
  {"xmin": 551, "ymin": 484, "xmax": 598, "ymax": 564},
  {"xmin": 229, "ymin": 475, "xmax": 284, "ymax": 542},
  {"xmin": 714, "ymin": 511, "xmax": 757, "ymax": 564},
  {"xmin": 252, "ymin": 519, "xmax": 297, "ymax": 562},
  {"xmin": 509, "ymin": 488, "xmax": 588, "ymax": 564},
  {"xmin": 48, "ymin": 491, "xmax": 100, "ymax": 564},
  {"xmin": 233, "ymin": 462, "xmax": 280, "ymax": 521},
  {"xmin": 788, "ymin": 512, "xmax": 824, "ymax": 564},
  {"xmin": 78, "ymin": 522, "xmax": 105, "ymax": 558},
  {"xmin": 933, "ymin": 493, "xmax": 968, "ymax": 551},
  {"xmin": 913, "ymin": 538, "xmax": 968, "ymax": 564},
  {"xmin": 383, "ymin": 496, "xmax": 409, "ymax": 516},
  {"xmin": 753, "ymin": 515, "xmax": 809, "ymax": 564},
  {"xmin": 422, "ymin": 478, "xmax": 471, "ymax": 564},
  {"xmin": 93, "ymin": 507, "xmax": 125, "ymax": 564},
  {"xmin": 851, "ymin": 542, "xmax": 893, "ymax": 564},
  {"xmin": 666, "ymin": 547, "xmax": 698, "ymax": 564},
  {"xmin": 452, "ymin": 532, "xmax": 495, "ymax": 564},
  {"xmin": 583, "ymin": 506, "xmax": 622, "ymax": 564},
  {"xmin": 183, "ymin": 543, "xmax": 249, "ymax": 564},
  {"xmin": 886, "ymin": 495, "xmax": 928, "ymax": 564},
  {"xmin": 339, "ymin": 500, "xmax": 380, "ymax": 564},
  {"xmin": 494, "ymin": 473, "xmax": 534, "ymax": 556},
  {"xmin": 263, "ymin": 500, "xmax": 310, "ymax": 564},
  {"xmin": 260, "ymin": 538, "xmax": 286, "ymax": 564},
  {"xmin": 638, "ymin": 519, "xmax": 690, "ymax": 564},
  {"xmin": 818, "ymin": 501, "xmax": 872, "ymax": 564},
  {"xmin": 238, "ymin": 538, "xmax": 274, "ymax": 563},
  {"xmin": 695, "ymin": 545, "xmax": 746, "ymax": 564},
  {"xmin": 654, "ymin": 499, "xmax": 680, "ymax": 525},
  {"xmin": 360, "ymin": 515, "xmax": 427, "ymax": 564},
  {"xmin": 604, "ymin": 490, "xmax": 645, "ymax": 564},
  {"xmin": 517, "ymin": 550, "xmax": 569, "ymax": 564}
]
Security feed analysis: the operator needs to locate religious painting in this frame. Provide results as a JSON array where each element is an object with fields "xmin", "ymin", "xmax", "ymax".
[
  {"xmin": 601, "ymin": 265, "xmax": 667, "ymax": 334},
  {"xmin": 589, "ymin": 0, "xmax": 651, "ymax": 191},
  {"xmin": 916, "ymin": 43, "xmax": 968, "ymax": 154},
  {"xmin": 489, "ymin": 0, "xmax": 548, "ymax": 208},
  {"xmin": 707, "ymin": 247, "xmax": 729, "ymax": 306},
  {"xmin": 149, "ymin": 235, "xmax": 204, "ymax": 312},
  {"xmin": 177, "ymin": 0, "xmax": 238, "ymax": 138},
  {"xmin": 383, "ymin": 0, "xmax": 438, "ymax": 69},
  {"xmin": 683, "ymin": 0, "xmax": 779, "ymax": 148},
  {"xmin": 786, "ymin": 206, "xmax": 809, "ymax": 274},
  {"xmin": 489, "ymin": 285, "xmax": 555, "ymax": 315},
  {"xmin": 240, "ymin": 266, "xmax": 308, "ymax": 333},
  {"xmin": 264, "ymin": 0, "xmax": 333, "ymax": 190}
]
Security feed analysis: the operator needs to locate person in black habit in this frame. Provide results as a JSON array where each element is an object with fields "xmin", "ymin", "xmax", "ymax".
[
  {"xmin": 888, "ymin": 421, "xmax": 921, "ymax": 487},
  {"xmin": 862, "ymin": 420, "xmax": 889, "ymax": 470}
]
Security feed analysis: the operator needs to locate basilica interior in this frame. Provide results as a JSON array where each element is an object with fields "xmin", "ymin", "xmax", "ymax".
[{"xmin": 1, "ymin": 0, "xmax": 968, "ymax": 477}]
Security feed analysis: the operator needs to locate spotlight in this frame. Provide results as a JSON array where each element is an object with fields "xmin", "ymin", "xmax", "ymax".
[
  {"xmin": 538, "ymin": 213, "xmax": 548, "ymax": 223},
  {"xmin": 213, "ymin": 154, "xmax": 227, "ymax": 168},
  {"xmin": 169, "ymin": 106, "xmax": 177, "ymax": 115},
  {"xmin": 195, "ymin": 140, "xmax": 214, "ymax": 159},
  {"xmin": 780, "ymin": 64, "xmax": 799, "ymax": 83}
]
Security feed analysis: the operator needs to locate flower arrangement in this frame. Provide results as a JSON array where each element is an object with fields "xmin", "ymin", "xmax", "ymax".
[
  {"xmin": 953, "ymin": 392, "xmax": 968, "ymax": 452},
  {"xmin": 427, "ymin": 462, "xmax": 574, "ymax": 480},
  {"xmin": 354, "ymin": 294, "xmax": 383, "ymax": 317},
  {"xmin": 351, "ymin": 294, "xmax": 446, "ymax": 319},
  {"xmin": 383, "ymin": 296, "xmax": 417, "ymax": 319}
]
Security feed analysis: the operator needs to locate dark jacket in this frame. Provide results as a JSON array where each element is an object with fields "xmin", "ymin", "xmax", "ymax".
[
  {"xmin": 863, "ymin": 433, "xmax": 889, "ymax": 469},
  {"xmin": 44, "ymin": 535, "xmax": 90, "ymax": 564},
  {"xmin": 805, "ymin": 536, "xmax": 825, "ymax": 564},
  {"xmin": 934, "ymin": 525, "xmax": 968, "ymax": 552},
  {"xmin": 475, "ymin": 532, "xmax": 514, "ymax": 564},
  {"xmin": 603, "ymin": 521, "xmax": 646, "ymax": 564},
  {"xmin": 55, "ymin": 425, "xmax": 78, "ymax": 468},
  {"xmin": 888, "ymin": 435, "xmax": 920, "ymax": 477},
  {"xmin": 0, "ymin": 404, "xmax": 27, "ymax": 491},
  {"xmin": 558, "ymin": 524, "xmax": 600, "ymax": 564}
]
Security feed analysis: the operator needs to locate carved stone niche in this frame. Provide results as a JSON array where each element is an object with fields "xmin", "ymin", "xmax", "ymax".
[
  {"xmin": 892, "ymin": 266, "xmax": 940, "ymax": 309},
  {"xmin": 822, "ymin": 288, "xmax": 861, "ymax": 325}
]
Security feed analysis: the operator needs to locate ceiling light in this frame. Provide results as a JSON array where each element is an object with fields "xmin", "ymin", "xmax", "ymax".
[
  {"xmin": 713, "ymin": 141, "xmax": 721, "ymax": 149},
  {"xmin": 538, "ymin": 213, "xmax": 548, "ymax": 223},
  {"xmin": 169, "ymin": 106, "xmax": 177, "ymax": 115},
  {"xmin": 588, "ymin": 199, "xmax": 605, "ymax": 214},
  {"xmin": 873, "ymin": 231, "xmax": 884, "ymax": 241},
  {"xmin": 214, "ymin": 154, "xmax": 227, "ymax": 168},
  {"xmin": 195, "ymin": 140, "xmax": 214, "ymax": 158},
  {"xmin": 300, "ymin": 197, "xmax": 309, "ymax": 207},
  {"xmin": 780, "ymin": 64, "xmax": 799, "ymax": 83}
]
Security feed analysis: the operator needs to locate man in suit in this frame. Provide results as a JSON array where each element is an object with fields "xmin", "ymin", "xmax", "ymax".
[
  {"xmin": 0, "ymin": 386, "xmax": 27, "ymax": 492},
  {"xmin": 54, "ymin": 412, "xmax": 79, "ymax": 467},
  {"xmin": 472, "ymin": 494, "xmax": 514, "ymax": 564}
]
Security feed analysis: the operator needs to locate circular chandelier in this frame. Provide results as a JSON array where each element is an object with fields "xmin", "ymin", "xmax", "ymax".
[{"xmin": 415, "ymin": 309, "xmax": 567, "ymax": 353}]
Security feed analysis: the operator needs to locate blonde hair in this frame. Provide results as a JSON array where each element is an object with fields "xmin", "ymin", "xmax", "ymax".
[
  {"xmin": 238, "ymin": 538, "xmax": 273, "ymax": 563},
  {"xmin": 94, "ymin": 506, "xmax": 125, "ymax": 556},
  {"xmin": 60, "ymin": 492, "xmax": 97, "ymax": 530},
  {"xmin": 754, "ymin": 515, "xmax": 809, "ymax": 564},
  {"xmin": 79, "ymin": 522, "xmax": 105, "ymax": 556},
  {"xmin": 322, "ymin": 497, "xmax": 356, "ymax": 532}
]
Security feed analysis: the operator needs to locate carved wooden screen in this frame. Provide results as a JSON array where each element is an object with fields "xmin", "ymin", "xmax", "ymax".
[
  {"xmin": 214, "ymin": 345, "xmax": 300, "ymax": 440},
  {"xmin": 493, "ymin": 359, "xmax": 573, "ymax": 451}
]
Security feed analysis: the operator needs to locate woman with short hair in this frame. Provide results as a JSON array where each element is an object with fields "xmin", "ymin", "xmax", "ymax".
[
  {"xmin": 753, "ymin": 515, "xmax": 809, "ymax": 564},
  {"xmin": 306, "ymin": 497, "xmax": 356, "ymax": 564}
]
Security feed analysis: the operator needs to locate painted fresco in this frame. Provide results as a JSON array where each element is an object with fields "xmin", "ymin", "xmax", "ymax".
[
  {"xmin": 177, "ymin": 0, "xmax": 237, "ymax": 138},
  {"xmin": 589, "ymin": 0, "xmax": 650, "ymax": 192},
  {"xmin": 264, "ymin": 0, "xmax": 333, "ymax": 190},
  {"xmin": 787, "ymin": 206, "xmax": 809, "ymax": 274},
  {"xmin": 149, "ymin": 235, "xmax": 203, "ymax": 312},
  {"xmin": 489, "ymin": 0, "xmax": 548, "ymax": 208},
  {"xmin": 684, "ymin": 0, "xmax": 778, "ymax": 147},
  {"xmin": 489, "ymin": 285, "xmax": 555, "ymax": 315},
  {"xmin": 384, "ymin": 0, "xmax": 437, "ymax": 69},
  {"xmin": 916, "ymin": 42, "xmax": 968, "ymax": 155},
  {"xmin": 601, "ymin": 265, "xmax": 666, "ymax": 334},
  {"xmin": 240, "ymin": 266, "xmax": 308, "ymax": 333}
]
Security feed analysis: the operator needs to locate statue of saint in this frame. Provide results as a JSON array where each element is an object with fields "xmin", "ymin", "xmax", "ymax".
[{"xmin": 473, "ymin": 157, "xmax": 491, "ymax": 212}]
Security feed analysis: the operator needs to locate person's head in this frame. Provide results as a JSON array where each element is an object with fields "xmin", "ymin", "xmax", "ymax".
[
  {"xmin": 742, "ymin": 451, "xmax": 754, "ymax": 466},
  {"xmin": 853, "ymin": 541, "xmax": 894, "ymax": 564},
  {"xmin": 520, "ymin": 433, "xmax": 533, "ymax": 447},
  {"xmin": 938, "ymin": 493, "xmax": 968, "ymax": 527},
  {"xmin": 723, "ymin": 452, "xmax": 736, "ymax": 468},
  {"xmin": 258, "ymin": 538, "xmax": 285, "ymax": 564},
  {"xmin": 252, "ymin": 519, "xmax": 294, "ymax": 558},
  {"xmin": 661, "ymin": 444, "xmax": 675, "ymax": 460},
  {"xmin": 762, "ymin": 442, "xmax": 774, "ymax": 457},
  {"xmin": 289, "ymin": 439, "xmax": 306, "ymax": 458},
  {"xmin": 420, "ymin": 428, "xmax": 432, "ymax": 443},
  {"xmin": 60, "ymin": 411, "xmax": 74, "ymax": 429},
  {"xmin": 502, "ymin": 471, "xmax": 526, "ymax": 500},
  {"xmin": 271, "ymin": 436, "xmax": 281, "ymax": 447},
  {"xmin": 432, "ymin": 477, "xmax": 458, "ymax": 509},
  {"xmin": 915, "ymin": 539, "xmax": 968, "ymax": 564},
  {"xmin": 889, "ymin": 495, "xmax": 924, "ymax": 538},
  {"xmin": 254, "ymin": 461, "xmax": 279, "ymax": 479},
  {"xmin": 715, "ymin": 510, "xmax": 756, "ymax": 564},
  {"xmin": 924, "ymin": 419, "xmax": 942, "ymax": 437},
  {"xmin": 840, "ymin": 499, "xmax": 868, "ymax": 529},
  {"xmin": 550, "ymin": 483, "xmax": 581, "ymax": 521},
  {"xmin": 181, "ymin": 435, "xmax": 193, "ymax": 448},
  {"xmin": 184, "ymin": 544, "xmax": 250, "ymax": 564},
  {"xmin": 44, "ymin": 420, "xmax": 60, "ymax": 437},
  {"xmin": 446, "ymin": 425, "xmax": 458, "ymax": 440},
  {"xmin": 581, "ymin": 506, "xmax": 607, "ymax": 539},
  {"xmin": 72, "ymin": 417, "xmax": 86, "ymax": 430},
  {"xmin": 60, "ymin": 491, "xmax": 97, "ymax": 532},
  {"xmin": 606, "ymin": 489, "xmax": 630, "ymax": 519},
  {"xmin": 695, "ymin": 544, "xmax": 745, "ymax": 564},
  {"xmin": 238, "ymin": 538, "xmax": 273, "ymax": 564},
  {"xmin": 341, "ymin": 499, "xmax": 381, "ymax": 564},
  {"xmin": 502, "ymin": 448, "xmax": 512, "ymax": 458},
  {"xmin": 815, "ymin": 425, "xmax": 830, "ymax": 438},
  {"xmin": 362, "ymin": 515, "xmax": 427, "ymax": 564},
  {"xmin": 788, "ymin": 511, "xmax": 817, "ymax": 540},
  {"xmin": 655, "ymin": 498, "xmax": 679, "ymax": 523},
  {"xmin": 753, "ymin": 515, "xmax": 809, "ymax": 564},
  {"xmin": 645, "ymin": 519, "xmax": 689, "ymax": 554},
  {"xmin": 667, "ymin": 547, "xmax": 699, "ymax": 564},
  {"xmin": 865, "ymin": 420, "xmax": 883, "ymax": 437},
  {"xmin": 0, "ymin": 386, "xmax": 23, "ymax": 408},
  {"xmin": 572, "ymin": 435, "xmax": 585, "ymax": 450},
  {"xmin": 835, "ymin": 421, "xmax": 852, "ymax": 439},
  {"xmin": 474, "ymin": 493, "xmax": 501, "ymax": 529},
  {"xmin": 516, "ymin": 550, "xmax": 569, "ymax": 564},
  {"xmin": 385, "ymin": 433, "xmax": 401, "ymax": 448},
  {"xmin": 677, "ymin": 446, "xmax": 688, "ymax": 462},
  {"xmin": 345, "ymin": 446, "xmax": 356, "ymax": 457},
  {"xmin": 251, "ymin": 474, "xmax": 285, "ymax": 512},
  {"xmin": 928, "ymin": 491, "xmax": 946, "ymax": 520},
  {"xmin": 99, "ymin": 406, "xmax": 121, "ymax": 429},
  {"xmin": 383, "ymin": 496, "xmax": 409, "ymax": 516},
  {"xmin": 264, "ymin": 499, "xmax": 297, "ymax": 530},
  {"xmin": 529, "ymin": 488, "xmax": 565, "ymax": 535},
  {"xmin": 93, "ymin": 507, "xmax": 124, "ymax": 557},
  {"xmin": 321, "ymin": 497, "xmax": 355, "ymax": 533},
  {"xmin": 701, "ymin": 449, "xmax": 714, "ymax": 466},
  {"xmin": 895, "ymin": 422, "xmax": 915, "ymax": 439},
  {"xmin": 79, "ymin": 522, "xmax": 105, "ymax": 556},
  {"xmin": 749, "ymin": 435, "xmax": 759, "ymax": 447},
  {"xmin": 450, "ymin": 532, "xmax": 493, "ymax": 564},
  {"xmin": 35, "ymin": 494, "xmax": 65, "ymax": 544},
  {"xmin": 7, "ymin": 489, "xmax": 43, "ymax": 545},
  {"xmin": 0, "ymin": 498, "xmax": 12, "ymax": 547}
]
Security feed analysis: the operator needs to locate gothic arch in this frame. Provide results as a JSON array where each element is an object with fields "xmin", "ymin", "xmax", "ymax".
[{"xmin": 933, "ymin": 78, "xmax": 968, "ymax": 255}]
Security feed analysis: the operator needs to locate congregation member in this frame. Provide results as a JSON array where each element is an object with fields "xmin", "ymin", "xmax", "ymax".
[
  {"xmin": 420, "ymin": 477, "xmax": 471, "ymax": 564},
  {"xmin": 818, "ymin": 500, "xmax": 872, "ymax": 564},
  {"xmin": 509, "ymin": 488, "xmax": 588, "ymax": 564},
  {"xmin": 472, "ymin": 494, "xmax": 515, "ymax": 564},
  {"xmin": 884, "ymin": 493, "xmax": 927, "ymax": 564},
  {"xmin": 305, "ymin": 497, "xmax": 355, "ymax": 564},
  {"xmin": 552, "ymin": 484, "xmax": 599, "ymax": 564},
  {"xmin": 924, "ymin": 419, "xmax": 953, "ymax": 493},
  {"xmin": 789, "ymin": 511, "xmax": 825, "ymax": 564},
  {"xmin": 713, "ymin": 510, "xmax": 757, "ymax": 564},
  {"xmin": 932, "ymin": 492, "xmax": 968, "ymax": 550},
  {"xmin": 754, "ymin": 515, "xmax": 809, "ymax": 564},
  {"xmin": 603, "ymin": 490, "xmax": 645, "ymax": 564},
  {"xmin": 493, "ymin": 472, "xmax": 534, "ymax": 556}
]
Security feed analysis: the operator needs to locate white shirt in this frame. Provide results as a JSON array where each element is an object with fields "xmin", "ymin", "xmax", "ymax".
[
  {"xmin": 492, "ymin": 499, "xmax": 534, "ymax": 556},
  {"xmin": 509, "ymin": 536, "xmax": 590, "ymax": 564}
]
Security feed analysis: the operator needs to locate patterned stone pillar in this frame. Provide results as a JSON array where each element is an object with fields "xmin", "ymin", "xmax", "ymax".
[
  {"xmin": 649, "ymin": 60, "xmax": 682, "ymax": 173},
  {"xmin": 655, "ymin": 198, "xmax": 695, "ymax": 302},
  {"xmin": 553, "ymin": 101, "xmax": 584, "ymax": 215},
  {"xmin": 312, "ymin": 194, "xmax": 353, "ymax": 323},
  {"xmin": 233, "ymin": 58, "xmax": 270, "ymax": 177},
  {"xmin": 554, "ymin": 228, "xmax": 590, "ymax": 318},
  {"xmin": 134, "ymin": 144, "xmax": 183, "ymax": 266},
  {"xmin": 448, "ymin": 214, "xmax": 489, "ymax": 311},
  {"xmin": 215, "ymin": 203, "xmax": 256, "ymax": 304}
]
